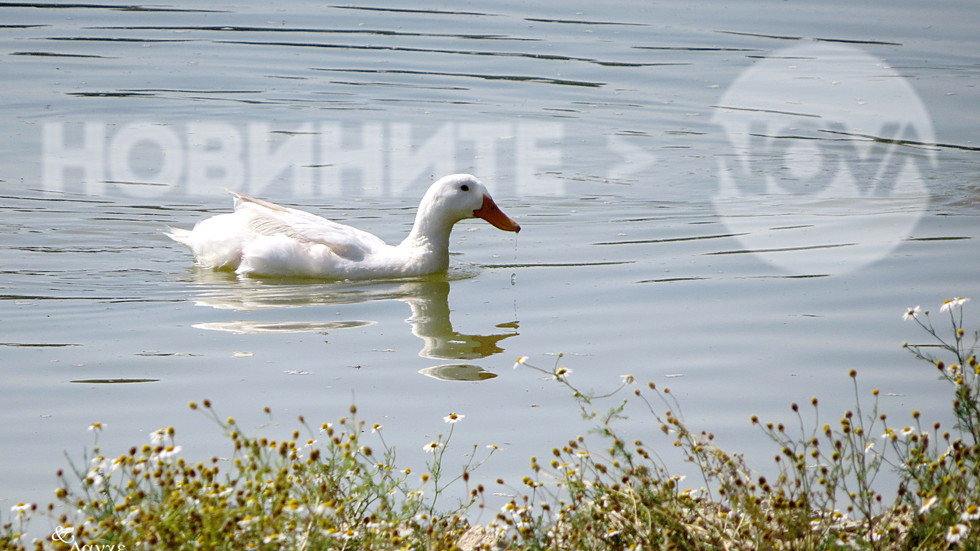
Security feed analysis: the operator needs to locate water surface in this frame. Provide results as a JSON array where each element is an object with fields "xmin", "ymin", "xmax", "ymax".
[{"xmin": 1, "ymin": 0, "xmax": 978, "ymax": 533}]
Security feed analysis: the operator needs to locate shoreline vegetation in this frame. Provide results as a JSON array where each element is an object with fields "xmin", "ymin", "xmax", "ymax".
[{"xmin": 2, "ymin": 298, "xmax": 978, "ymax": 550}]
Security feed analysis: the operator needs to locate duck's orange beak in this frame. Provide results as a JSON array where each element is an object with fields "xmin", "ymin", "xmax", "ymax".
[{"xmin": 473, "ymin": 195, "xmax": 521, "ymax": 233}]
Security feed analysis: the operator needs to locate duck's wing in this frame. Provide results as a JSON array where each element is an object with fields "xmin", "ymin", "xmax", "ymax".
[{"xmin": 231, "ymin": 192, "xmax": 388, "ymax": 261}]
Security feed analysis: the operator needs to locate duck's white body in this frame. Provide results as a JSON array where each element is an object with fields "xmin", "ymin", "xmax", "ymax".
[{"xmin": 167, "ymin": 174, "xmax": 520, "ymax": 279}]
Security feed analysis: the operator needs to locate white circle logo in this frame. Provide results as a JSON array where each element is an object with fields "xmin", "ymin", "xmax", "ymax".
[{"xmin": 713, "ymin": 43, "xmax": 936, "ymax": 275}]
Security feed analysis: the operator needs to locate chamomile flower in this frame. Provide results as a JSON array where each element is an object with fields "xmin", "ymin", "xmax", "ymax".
[
  {"xmin": 336, "ymin": 528, "xmax": 359, "ymax": 541},
  {"xmin": 940, "ymin": 445, "xmax": 955, "ymax": 461},
  {"xmin": 283, "ymin": 501, "xmax": 309, "ymax": 517},
  {"xmin": 88, "ymin": 422, "xmax": 105, "ymax": 432},
  {"xmin": 371, "ymin": 423, "xmax": 382, "ymax": 433},
  {"xmin": 263, "ymin": 533, "xmax": 286, "ymax": 544},
  {"xmin": 153, "ymin": 445, "xmax": 182, "ymax": 462},
  {"xmin": 237, "ymin": 516, "xmax": 258, "ymax": 529},
  {"xmin": 919, "ymin": 495, "xmax": 938, "ymax": 514},
  {"xmin": 513, "ymin": 356, "xmax": 529, "ymax": 369},
  {"xmin": 946, "ymin": 523, "xmax": 969, "ymax": 543},
  {"xmin": 903, "ymin": 306, "xmax": 922, "ymax": 320},
  {"xmin": 940, "ymin": 297, "xmax": 970, "ymax": 312},
  {"xmin": 961, "ymin": 505, "xmax": 980, "ymax": 521},
  {"xmin": 554, "ymin": 366, "xmax": 572, "ymax": 380},
  {"xmin": 10, "ymin": 503, "xmax": 32, "ymax": 515},
  {"xmin": 150, "ymin": 428, "xmax": 168, "ymax": 444},
  {"xmin": 422, "ymin": 440, "xmax": 442, "ymax": 453},
  {"xmin": 443, "ymin": 413, "xmax": 464, "ymax": 424}
]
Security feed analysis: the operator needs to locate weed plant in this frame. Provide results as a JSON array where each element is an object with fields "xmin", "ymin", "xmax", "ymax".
[{"xmin": 1, "ymin": 297, "xmax": 977, "ymax": 550}]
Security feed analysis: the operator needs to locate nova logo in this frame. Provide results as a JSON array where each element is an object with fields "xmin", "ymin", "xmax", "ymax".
[{"xmin": 713, "ymin": 43, "xmax": 936, "ymax": 275}]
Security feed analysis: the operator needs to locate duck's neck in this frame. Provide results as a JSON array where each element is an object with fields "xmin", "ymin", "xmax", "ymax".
[{"xmin": 398, "ymin": 205, "xmax": 456, "ymax": 270}]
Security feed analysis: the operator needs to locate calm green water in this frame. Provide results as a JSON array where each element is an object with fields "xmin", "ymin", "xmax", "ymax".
[{"xmin": 1, "ymin": 0, "xmax": 978, "ymax": 533}]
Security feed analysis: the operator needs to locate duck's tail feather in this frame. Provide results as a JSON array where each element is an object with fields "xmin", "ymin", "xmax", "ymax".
[
  {"xmin": 227, "ymin": 189, "xmax": 290, "ymax": 213},
  {"xmin": 165, "ymin": 226, "xmax": 193, "ymax": 246}
]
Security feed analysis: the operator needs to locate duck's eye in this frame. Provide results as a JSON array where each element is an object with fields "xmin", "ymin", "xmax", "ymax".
[{"xmin": 460, "ymin": 184, "xmax": 470, "ymax": 192}]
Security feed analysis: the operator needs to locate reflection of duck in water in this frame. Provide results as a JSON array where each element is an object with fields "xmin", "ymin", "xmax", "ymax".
[
  {"xmin": 167, "ymin": 174, "xmax": 519, "ymax": 279},
  {"xmin": 402, "ymin": 280, "xmax": 516, "ymax": 360},
  {"xmin": 185, "ymin": 274, "xmax": 518, "ymax": 380}
]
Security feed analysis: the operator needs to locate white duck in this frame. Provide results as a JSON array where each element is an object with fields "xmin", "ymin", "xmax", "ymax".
[{"xmin": 167, "ymin": 174, "xmax": 520, "ymax": 279}]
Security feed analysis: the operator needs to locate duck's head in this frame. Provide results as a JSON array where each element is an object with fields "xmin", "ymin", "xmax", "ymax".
[{"xmin": 423, "ymin": 174, "xmax": 521, "ymax": 233}]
